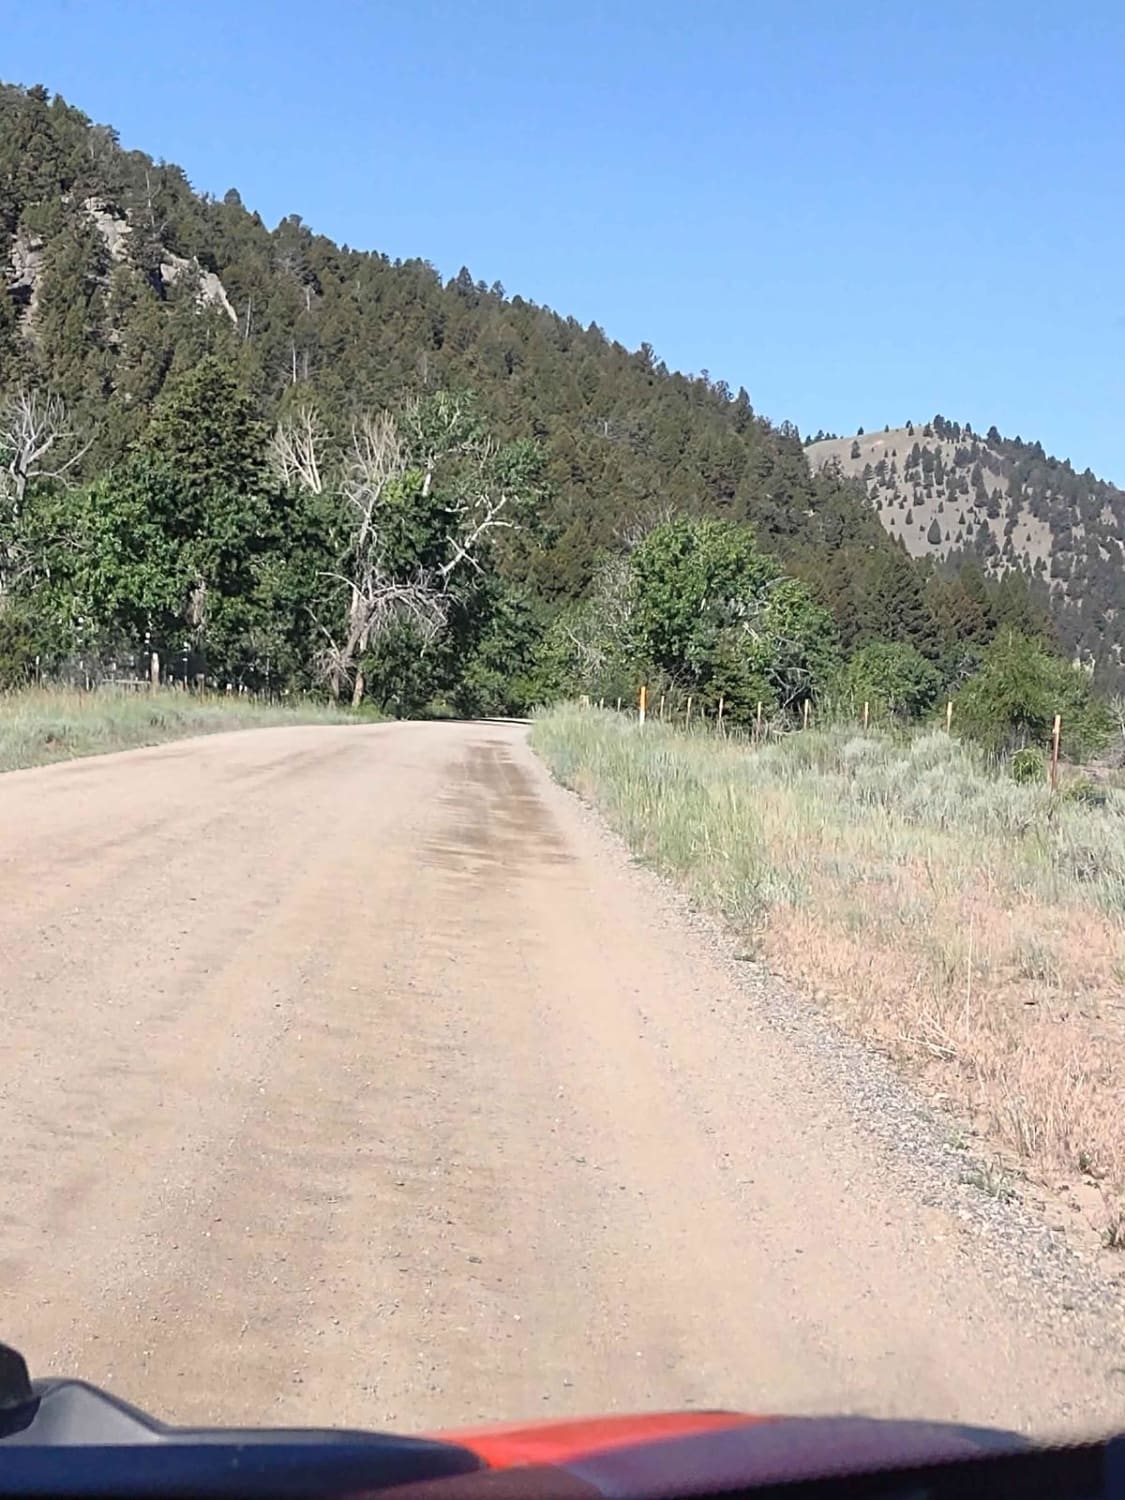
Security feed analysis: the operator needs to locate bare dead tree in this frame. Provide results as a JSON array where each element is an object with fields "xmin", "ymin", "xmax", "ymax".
[
  {"xmin": 338, "ymin": 410, "xmax": 504, "ymax": 704},
  {"xmin": 1110, "ymin": 693, "xmax": 1125, "ymax": 750},
  {"xmin": 332, "ymin": 408, "xmax": 514, "ymax": 707},
  {"xmin": 275, "ymin": 408, "xmax": 397, "ymax": 701},
  {"xmin": 433, "ymin": 454, "xmax": 513, "ymax": 586},
  {"xmin": 332, "ymin": 411, "xmax": 414, "ymax": 705},
  {"xmin": 143, "ymin": 168, "xmax": 160, "ymax": 234},
  {"xmin": 558, "ymin": 554, "xmax": 635, "ymax": 691},
  {"xmin": 268, "ymin": 404, "xmax": 327, "ymax": 495},
  {"xmin": 401, "ymin": 389, "xmax": 480, "ymax": 498},
  {"xmin": 0, "ymin": 389, "xmax": 90, "ymax": 605},
  {"xmin": 278, "ymin": 398, "xmax": 518, "ymax": 707},
  {"xmin": 0, "ymin": 389, "xmax": 90, "ymax": 505},
  {"xmin": 613, "ymin": 504, "xmax": 674, "ymax": 553}
]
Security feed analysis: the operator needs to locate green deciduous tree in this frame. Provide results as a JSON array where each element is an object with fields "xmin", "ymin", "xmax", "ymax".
[
  {"xmin": 630, "ymin": 518, "xmax": 778, "ymax": 677},
  {"xmin": 629, "ymin": 517, "xmax": 838, "ymax": 718},
  {"xmin": 840, "ymin": 640, "xmax": 941, "ymax": 720},
  {"xmin": 955, "ymin": 634, "xmax": 1111, "ymax": 758},
  {"xmin": 33, "ymin": 358, "xmax": 312, "ymax": 685}
]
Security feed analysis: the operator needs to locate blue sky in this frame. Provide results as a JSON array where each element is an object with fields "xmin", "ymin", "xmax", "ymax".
[{"xmin": 6, "ymin": 1, "xmax": 1125, "ymax": 478}]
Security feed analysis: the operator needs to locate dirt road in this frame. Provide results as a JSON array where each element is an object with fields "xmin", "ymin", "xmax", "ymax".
[{"xmin": 0, "ymin": 721, "xmax": 1120, "ymax": 1435}]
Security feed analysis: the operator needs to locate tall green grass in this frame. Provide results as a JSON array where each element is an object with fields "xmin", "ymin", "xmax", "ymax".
[
  {"xmin": 533, "ymin": 708, "xmax": 1125, "ymax": 916},
  {"xmin": 532, "ymin": 705, "xmax": 1125, "ymax": 1199},
  {"xmin": 0, "ymin": 688, "xmax": 350, "ymax": 773}
]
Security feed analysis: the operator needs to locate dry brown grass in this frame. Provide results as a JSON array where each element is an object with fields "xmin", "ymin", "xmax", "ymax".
[{"xmin": 767, "ymin": 896, "xmax": 1125, "ymax": 1187}]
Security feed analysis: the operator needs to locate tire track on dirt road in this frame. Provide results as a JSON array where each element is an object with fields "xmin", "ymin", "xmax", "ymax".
[{"xmin": 0, "ymin": 721, "xmax": 1120, "ymax": 1436}]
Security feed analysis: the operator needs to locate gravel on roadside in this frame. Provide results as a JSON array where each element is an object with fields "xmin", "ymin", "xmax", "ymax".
[{"xmin": 550, "ymin": 768, "xmax": 1125, "ymax": 1383}]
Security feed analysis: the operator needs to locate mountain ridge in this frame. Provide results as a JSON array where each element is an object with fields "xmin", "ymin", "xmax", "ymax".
[{"xmin": 807, "ymin": 420, "xmax": 1125, "ymax": 687}]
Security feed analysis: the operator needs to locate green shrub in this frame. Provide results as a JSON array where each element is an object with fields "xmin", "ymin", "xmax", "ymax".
[
  {"xmin": 1010, "ymin": 747, "xmax": 1045, "ymax": 784},
  {"xmin": 956, "ymin": 633, "xmax": 1112, "ymax": 760},
  {"xmin": 840, "ymin": 640, "xmax": 941, "ymax": 721}
]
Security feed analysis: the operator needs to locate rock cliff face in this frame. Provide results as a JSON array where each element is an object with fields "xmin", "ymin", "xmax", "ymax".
[
  {"xmin": 4, "ymin": 194, "xmax": 239, "ymax": 333},
  {"xmin": 8, "ymin": 229, "xmax": 45, "ymax": 323}
]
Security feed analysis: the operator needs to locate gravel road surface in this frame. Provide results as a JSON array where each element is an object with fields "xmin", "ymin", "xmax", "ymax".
[{"xmin": 1, "ymin": 720, "xmax": 1121, "ymax": 1436}]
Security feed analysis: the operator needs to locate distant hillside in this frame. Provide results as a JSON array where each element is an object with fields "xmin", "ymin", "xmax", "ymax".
[{"xmin": 806, "ymin": 419, "xmax": 1125, "ymax": 688}]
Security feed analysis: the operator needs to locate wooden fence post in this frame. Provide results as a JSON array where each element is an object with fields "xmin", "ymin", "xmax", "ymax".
[
  {"xmin": 863, "ymin": 700, "xmax": 870, "ymax": 730},
  {"xmin": 638, "ymin": 685, "xmax": 647, "ymax": 725},
  {"xmin": 686, "ymin": 695, "xmax": 693, "ymax": 727},
  {"xmin": 945, "ymin": 700, "xmax": 953, "ymax": 733},
  {"xmin": 717, "ymin": 695, "xmax": 725, "ymax": 733},
  {"xmin": 1050, "ymin": 714, "xmax": 1062, "ymax": 793},
  {"xmin": 756, "ymin": 700, "xmax": 763, "ymax": 742},
  {"xmin": 659, "ymin": 693, "xmax": 666, "ymax": 721},
  {"xmin": 616, "ymin": 696, "xmax": 622, "ymax": 712},
  {"xmin": 803, "ymin": 700, "xmax": 811, "ymax": 730}
]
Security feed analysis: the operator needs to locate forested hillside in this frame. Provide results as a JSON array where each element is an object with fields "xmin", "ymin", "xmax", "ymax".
[
  {"xmin": 807, "ymin": 420, "xmax": 1125, "ymax": 691},
  {"xmin": 0, "ymin": 82, "xmax": 1112, "ymax": 736},
  {"xmin": 0, "ymin": 84, "xmax": 878, "ymax": 592}
]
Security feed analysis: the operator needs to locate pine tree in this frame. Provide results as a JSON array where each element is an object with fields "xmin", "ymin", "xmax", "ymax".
[
  {"xmin": 132, "ymin": 357, "xmax": 277, "ymax": 674},
  {"xmin": 865, "ymin": 550, "xmax": 940, "ymax": 657}
]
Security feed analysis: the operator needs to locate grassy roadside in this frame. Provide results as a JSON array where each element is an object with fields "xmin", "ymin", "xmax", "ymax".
[
  {"xmin": 0, "ymin": 687, "xmax": 352, "ymax": 773},
  {"xmin": 531, "ymin": 705, "xmax": 1125, "ymax": 1224}
]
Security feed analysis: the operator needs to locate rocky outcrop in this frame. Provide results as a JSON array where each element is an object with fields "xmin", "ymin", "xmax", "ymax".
[
  {"xmin": 83, "ymin": 196, "xmax": 132, "ymax": 262},
  {"xmin": 158, "ymin": 253, "xmax": 237, "ymax": 324},
  {"xmin": 83, "ymin": 194, "xmax": 238, "ymax": 326},
  {"xmin": 8, "ymin": 230, "xmax": 45, "ymax": 325},
  {"xmin": 5, "ymin": 198, "xmax": 238, "ymax": 335}
]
